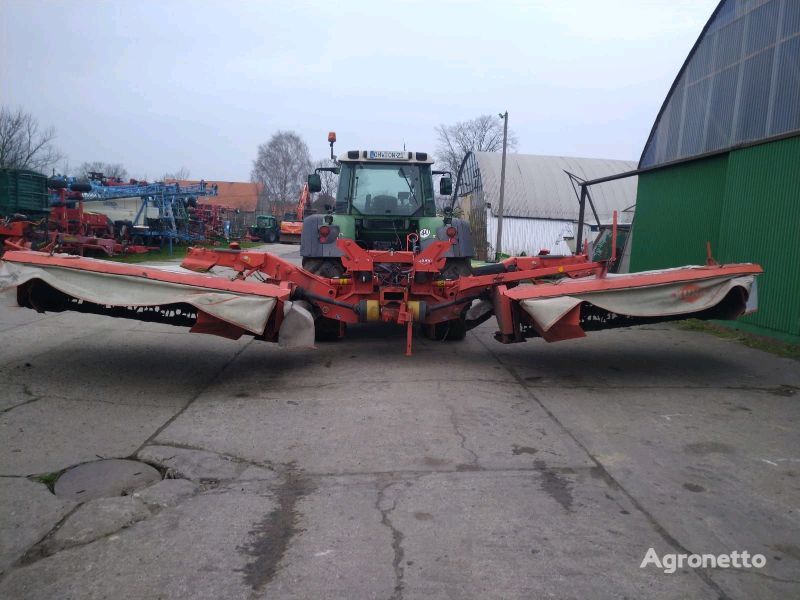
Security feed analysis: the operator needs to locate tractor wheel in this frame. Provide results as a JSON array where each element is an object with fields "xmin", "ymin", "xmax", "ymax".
[
  {"xmin": 266, "ymin": 230, "xmax": 277, "ymax": 243},
  {"xmin": 441, "ymin": 257, "xmax": 472, "ymax": 279},
  {"xmin": 426, "ymin": 317, "xmax": 467, "ymax": 341},
  {"xmin": 315, "ymin": 317, "xmax": 344, "ymax": 342},
  {"xmin": 302, "ymin": 257, "xmax": 344, "ymax": 278}
]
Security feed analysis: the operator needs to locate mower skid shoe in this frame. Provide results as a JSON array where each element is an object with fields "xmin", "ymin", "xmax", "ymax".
[{"xmin": 278, "ymin": 300, "xmax": 316, "ymax": 348}]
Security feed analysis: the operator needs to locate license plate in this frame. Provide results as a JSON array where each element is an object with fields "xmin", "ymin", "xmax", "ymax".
[{"xmin": 368, "ymin": 151, "xmax": 407, "ymax": 160}]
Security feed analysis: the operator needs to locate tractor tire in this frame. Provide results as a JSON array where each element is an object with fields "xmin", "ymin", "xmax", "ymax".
[
  {"xmin": 425, "ymin": 317, "xmax": 468, "ymax": 341},
  {"xmin": 266, "ymin": 231, "xmax": 277, "ymax": 243},
  {"xmin": 48, "ymin": 178, "xmax": 67, "ymax": 190},
  {"xmin": 302, "ymin": 258, "xmax": 344, "ymax": 278},
  {"xmin": 441, "ymin": 257, "xmax": 472, "ymax": 279},
  {"xmin": 315, "ymin": 317, "xmax": 344, "ymax": 342}
]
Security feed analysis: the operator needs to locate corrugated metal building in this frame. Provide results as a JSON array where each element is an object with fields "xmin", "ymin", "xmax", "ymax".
[
  {"xmin": 453, "ymin": 152, "xmax": 637, "ymax": 259},
  {"xmin": 632, "ymin": 0, "xmax": 800, "ymax": 342}
]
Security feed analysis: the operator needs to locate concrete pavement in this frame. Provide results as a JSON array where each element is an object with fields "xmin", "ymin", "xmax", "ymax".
[{"xmin": 0, "ymin": 244, "xmax": 798, "ymax": 599}]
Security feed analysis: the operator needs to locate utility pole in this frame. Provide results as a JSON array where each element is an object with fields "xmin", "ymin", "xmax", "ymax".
[{"xmin": 495, "ymin": 111, "xmax": 509, "ymax": 262}]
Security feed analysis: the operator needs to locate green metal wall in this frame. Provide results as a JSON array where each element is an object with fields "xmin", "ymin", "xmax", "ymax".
[
  {"xmin": 631, "ymin": 155, "xmax": 728, "ymax": 269},
  {"xmin": 631, "ymin": 135, "xmax": 800, "ymax": 342},
  {"xmin": 0, "ymin": 169, "xmax": 49, "ymax": 216},
  {"xmin": 717, "ymin": 137, "xmax": 800, "ymax": 339}
]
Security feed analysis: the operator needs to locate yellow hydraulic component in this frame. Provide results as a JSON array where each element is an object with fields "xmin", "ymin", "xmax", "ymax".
[
  {"xmin": 364, "ymin": 299, "xmax": 380, "ymax": 321},
  {"xmin": 407, "ymin": 301, "xmax": 423, "ymax": 321}
]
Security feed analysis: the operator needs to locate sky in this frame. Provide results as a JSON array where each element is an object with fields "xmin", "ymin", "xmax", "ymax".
[{"xmin": 0, "ymin": 0, "xmax": 718, "ymax": 182}]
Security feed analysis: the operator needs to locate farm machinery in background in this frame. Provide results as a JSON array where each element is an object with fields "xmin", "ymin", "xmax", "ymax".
[
  {"xmin": 0, "ymin": 134, "xmax": 762, "ymax": 355},
  {"xmin": 1, "ymin": 170, "xmax": 122, "ymax": 256},
  {"xmin": 1, "ymin": 170, "xmax": 227, "ymax": 256},
  {"xmin": 46, "ymin": 177, "xmax": 120, "ymax": 256},
  {"xmin": 246, "ymin": 214, "xmax": 280, "ymax": 243},
  {"xmin": 1, "ymin": 169, "xmax": 49, "ymax": 252},
  {"xmin": 81, "ymin": 177, "xmax": 220, "ymax": 250},
  {"xmin": 279, "ymin": 183, "xmax": 313, "ymax": 244}
]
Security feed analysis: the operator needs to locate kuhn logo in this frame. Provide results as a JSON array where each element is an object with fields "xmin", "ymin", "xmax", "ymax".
[{"xmin": 674, "ymin": 284, "xmax": 704, "ymax": 303}]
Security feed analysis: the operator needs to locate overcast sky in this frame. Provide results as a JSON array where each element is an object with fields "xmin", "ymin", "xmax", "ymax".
[{"xmin": 1, "ymin": 0, "xmax": 717, "ymax": 181}]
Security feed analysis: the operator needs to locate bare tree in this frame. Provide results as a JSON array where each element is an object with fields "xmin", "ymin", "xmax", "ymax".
[
  {"xmin": 161, "ymin": 167, "xmax": 191, "ymax": 182},
  {"xmin": 78, "ymin": 161, "xmax": 128, "ymax": 181},
  {"xmin": 316, "ymin": 159, "xmax": 338, "ymax": 198},
  {"xmin": 435, "ymin": 114, "xmax": 519, "ymax": 177},
  {"xmin": 0, "ymin": 106, "xmax": 62, "ymax": 172},
  {"xmin": 251, "ymin": 131, "xmax": 312, "ymax": 216},
  {"xmin": 312, "ymin": 158, "xmax": 338, "ymax": 210}
]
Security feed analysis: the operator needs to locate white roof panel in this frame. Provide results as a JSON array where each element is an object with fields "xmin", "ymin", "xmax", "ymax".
[{"xmin": 473, "ymin": 152, "xmax": 637, "ymax": 223}]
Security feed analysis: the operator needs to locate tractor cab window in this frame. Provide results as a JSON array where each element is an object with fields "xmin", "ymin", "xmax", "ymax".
[{"xmin": 339, "ymin": 163, "xmax": 435, "ymax": 217}]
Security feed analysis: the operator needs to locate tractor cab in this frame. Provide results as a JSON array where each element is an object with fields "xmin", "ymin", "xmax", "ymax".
[
  {"xmin": 303, "ymin": 141, "xmax": 470, "ymax": 277},
  {"xmin": 308, "ymin": 150, "xmax": 471, "ymax": 243},
  {"xmin": 256, "ymin": 214, "xmax": 277, "ymax": 228},
  {"xmin": 337, "ymin": 151, "xmax": 438, "ymax": 217},
  {"xmin": 331, "ymin": 151, "xmax": 441, "ymax": 251}
]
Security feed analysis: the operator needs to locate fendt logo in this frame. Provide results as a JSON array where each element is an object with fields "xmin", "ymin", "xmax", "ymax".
[{"xmin": 673, "ymin": 283, "xmax": 705, "ymax": 303}]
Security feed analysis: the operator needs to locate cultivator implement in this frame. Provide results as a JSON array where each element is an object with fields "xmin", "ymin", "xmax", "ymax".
[{"xmin": 0, "ymin": 234, "xmax": 761, "ymax": 355}]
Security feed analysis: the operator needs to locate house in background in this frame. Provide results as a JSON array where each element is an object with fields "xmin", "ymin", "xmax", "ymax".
[{"xmin": 176, "ymin": 180, "xmax": 261, "ymax": 213}]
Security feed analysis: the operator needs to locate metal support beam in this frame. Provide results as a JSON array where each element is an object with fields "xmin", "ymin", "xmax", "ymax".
[
  {"xmin": 575, "ymin": 184, "xmax": 587, "ymax": 253},
  {"xmin": 495, "ymin": 111, "xmax": 509, "ymax": 262}
]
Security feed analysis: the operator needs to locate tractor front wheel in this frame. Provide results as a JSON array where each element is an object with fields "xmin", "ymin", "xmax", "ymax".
[
  {"xmin": 441, "ymin": 258, "xmax": 472, "ymax": 280},
  {"xmin": 425, "ymin": 317, "xmax": 467, "ymax": 341},
  {"xmin": 302, "ymin": 258, "xmax": 344, "ymax": 278},
  {"xmin": 315, "ymin": 317, "xmax": 345, "ymax": 342}
]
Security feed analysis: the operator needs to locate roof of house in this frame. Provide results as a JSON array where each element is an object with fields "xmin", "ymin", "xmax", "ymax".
[
  {"xmin": 177, "ymin": 180, "xmax": 260, "ymax": 212},
  {"xmin": 466, "ymin": 152, "xmax": 637, "ymax": 223}
]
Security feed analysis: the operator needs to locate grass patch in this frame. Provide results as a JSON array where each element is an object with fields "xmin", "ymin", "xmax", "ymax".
[
  {"xmin": 31, "ymin": 472, "xmax": 60, "ymax": 492},
  {"xmin": 678, "ymin": 319, "xmax": 800, "ymax": 360}
]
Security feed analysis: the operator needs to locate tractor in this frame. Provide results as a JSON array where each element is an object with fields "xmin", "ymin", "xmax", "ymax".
[
  {"xmin": 247, "ymin": 214, "xmax": 280, "ymax": 243},
  {"xmin": 302, "ymin": 137, "xmax": 472, "ymax": 279},
  {"xmin": 298, "ymin": 134, "xmax": 474, "ymax": 339}
]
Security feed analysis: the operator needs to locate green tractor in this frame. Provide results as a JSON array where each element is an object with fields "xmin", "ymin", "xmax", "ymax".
[
  {"xmin": 302, "ymin": 142, "xmax": 474, "ymax": 281},
  {"xmin": 247, "ymin": 214, "xmax": 280, "ymax": 243}
]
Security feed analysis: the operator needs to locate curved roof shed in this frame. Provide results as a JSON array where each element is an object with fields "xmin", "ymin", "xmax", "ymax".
[
  {"xmin": 456, "ymin": 152, "xmax": 637, "ymax": 224},
  {"xmin": 640, "ymin": 0, "xmax": 800, "ymax": 169}
]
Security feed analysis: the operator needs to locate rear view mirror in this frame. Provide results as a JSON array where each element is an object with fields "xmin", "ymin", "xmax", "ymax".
[
  {"xmin": 439, "ymin": 177, "xmax": 452, "ymax": 196},
  {"xmin": 308, "ymin": 173, "xmax": 322, "ymax": 193}
]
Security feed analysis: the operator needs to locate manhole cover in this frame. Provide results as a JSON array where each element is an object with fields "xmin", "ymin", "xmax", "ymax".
[{"xmin": 54, "ymin": 459, "xmax": 161, "ymax": 501}]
